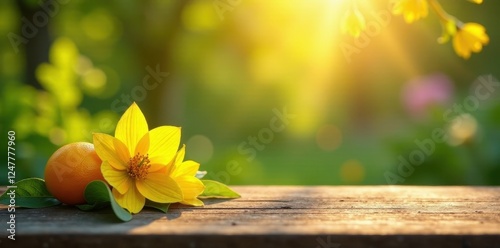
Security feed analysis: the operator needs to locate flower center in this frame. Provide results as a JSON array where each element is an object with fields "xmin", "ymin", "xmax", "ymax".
[{"xmin": 127, "ymin": 153, "xmax": 151, "ymax": 180}]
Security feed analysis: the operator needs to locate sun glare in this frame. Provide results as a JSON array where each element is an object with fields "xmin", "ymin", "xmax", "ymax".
[{"xmin": 215, "ymin": 0, "xmax": 422, "ymax": 136}]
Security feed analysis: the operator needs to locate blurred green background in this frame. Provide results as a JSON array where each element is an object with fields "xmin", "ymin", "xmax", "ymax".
[{"xmin": 1, "ymin": 0, "xmax": 499, "ymax": 186}]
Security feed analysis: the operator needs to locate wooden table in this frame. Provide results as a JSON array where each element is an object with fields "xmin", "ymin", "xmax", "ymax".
[{"xmin": 1, "ymin": 186, "xmax": 500, "ymax": 247}]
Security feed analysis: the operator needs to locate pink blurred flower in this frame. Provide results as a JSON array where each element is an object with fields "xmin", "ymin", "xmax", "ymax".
[{"xmin": 402, "ymin": 73, "xmax": 454, "ymax": 118}]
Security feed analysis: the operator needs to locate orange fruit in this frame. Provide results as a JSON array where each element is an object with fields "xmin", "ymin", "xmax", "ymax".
[{"xmin": 44, "ymin": 142, "xmax": 105, "ymax": 205}]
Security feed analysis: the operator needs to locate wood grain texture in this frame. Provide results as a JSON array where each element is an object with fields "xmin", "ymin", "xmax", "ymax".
[{"xmin": 1, "ymin": 186, "xmax": 500, "ymax": 248}]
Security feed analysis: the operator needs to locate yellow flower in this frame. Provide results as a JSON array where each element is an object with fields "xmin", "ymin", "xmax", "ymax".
[
  {"xmin": 437, "ymin": 18, "xmax": 456, "ymax": 44},
  {"xmin": 468, "ymin": 0, "xmax": 482, "ymax": 4},
  {"xmin": 93, "ymin": 103, "xmax": 183, "ymax": 213},
  {"xmin": 392, "ymin": 0, "xmax": 428, "ymax": 23},
  {"xmin": 341, "ymin": 7, "xmax": 366, "ymax": 37},
  {"xmin": 453, "ymin": 23, "xmax": 489, "ymax": 59},
  {"xmin": 166, "ymin": 145, "xmax": 205, "ymax": 206}
]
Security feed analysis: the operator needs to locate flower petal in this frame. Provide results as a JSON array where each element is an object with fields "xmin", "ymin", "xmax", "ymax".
[
  {"xmin": 112, "ymin": 186, "xmax": 145, "ymax": 214},
  {"xmin": 453, "ymin": 23, "xmax": 489, "ymax": 59},
  {"xmin": 93, "ymin": 133, "xmax": 128, "ymax": 170},
  {"xmin": 147, "ymin": 126, "xmax": 181, "ymax": 165},
  {"xmin": 101, "ymin": 161, "xmax": 131, "ymax": 194},
  {"xmin": 115, "ymin": 102, "xmax": 149, "ymax": 156},
  {"xmin": 176, "ymin": 176, "xmax": 205, "ymax": 205},
  {"xmin": 172, "ymin": 160, "xmax": 200, "ymax": 178},
  {"xmin": 392, "ymin": 0, "xmax": 428, "ymax": 24},
  {"xmin": 181, "ymin": 198, "xmax": 204, "ymax": 207},
  {"xmin": 136, "ymin": 172, "xmax": 183, "ymax": 203},
  {"xmin": 135, "ymin": 132, "xmax": 150, "ymax": 156},
  {"xmin": 175, "ymin": 145, "xmax": 186, "ymax": 166},
  {"xmin": 149, "ymin": 163, "xmax": 168, "ymax": 172},
  {"xmin": 113, "ymin": 137, "xmax": 131, "ymax": 165},
  {"xmin": 453, "ymin": 35, "xmax": 469, "ymax": 59}
]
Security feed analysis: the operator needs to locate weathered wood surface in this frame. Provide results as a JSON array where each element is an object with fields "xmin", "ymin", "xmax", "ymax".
[{"xmin": 1, "ymin": 186, "xmax": 500, "ymax": 248}]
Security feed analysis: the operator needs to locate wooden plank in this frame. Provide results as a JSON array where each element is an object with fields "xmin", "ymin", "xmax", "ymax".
[{"xmin": 1, "ymin": 186, "xmax": 500, "ymax": 247}]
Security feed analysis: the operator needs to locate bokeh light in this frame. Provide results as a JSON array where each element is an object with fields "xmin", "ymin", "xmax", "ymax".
[
  {"xmin": 316, "ymin": 124, "xmax": 343, "ymax": 151},
  {"xmin": 340, "ymin": 159, "xmax": 365, "ymax": 184},
  {"xmin": 186, "ymin": 135, "xmax": 214, "ymax": 164},
  {"xmin": 447, "ymin": 114, "xmax": 478, "ymax": 146}
]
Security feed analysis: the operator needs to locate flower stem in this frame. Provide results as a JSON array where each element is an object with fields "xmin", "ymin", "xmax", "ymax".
[{"xmin": 428, "ymin": 0, "xmax": 451, "ymax": 23}]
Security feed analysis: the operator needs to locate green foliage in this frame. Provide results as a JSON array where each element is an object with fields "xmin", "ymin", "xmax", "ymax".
[
  {"xmin": 77, "ymin": 180, "xmax": 132, "ymax": 222},
  {"xmin": 145, "ymin": 200, "xmax": 170, "ymax": 213},
  {"xmin": 0, "ymin": 178, "xmax": 60, "ymax": 208},
  {"xmin": 199, "ymin": 180, "xmax": 240, "ymax": 199}
]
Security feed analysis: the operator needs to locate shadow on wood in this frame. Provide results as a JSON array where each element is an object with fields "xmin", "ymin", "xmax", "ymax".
[{"xmin": 1, "ymin": 186, "xmax": 500, "ymax": 247}]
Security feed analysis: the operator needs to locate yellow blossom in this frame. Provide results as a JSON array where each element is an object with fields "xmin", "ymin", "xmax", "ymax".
[
  {"xmin": 392, "ymin": 0, "xmax": 429, "ymax": 23},
  {"xmin": 341, "ymin": 6, "xmax": 366, "ymax": 37},
  {"xmin": 93, "ymin": 103, "xmax": 183, "ymax": 213},
  {"xmin": 468, "ymin": 0, "xmax": 482, "ymax": 4},
  {"xmin": 436, "ymin": 18, "xmax": 456, "ymax": 44},
  {"xmin": 166, "ymin": 145, "xmax": 205, "ymax": 206},
  {"xmin": 453, "ymin": 22, "xmax": 489, "ymax": 59}
]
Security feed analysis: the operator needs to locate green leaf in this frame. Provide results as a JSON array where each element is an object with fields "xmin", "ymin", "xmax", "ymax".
[
  {"xmin": 0, "ymin": 178, "xmax": 61, "ymax": 208},
  {"xmin": 77, "ymin": 180, "xmax": 132, "ymax": 222},
  {"xmin": 145, "ymin": 200, "xmax": 170, "ymax": 213},
  {"xmin": 198, "ymin": 180, "xmax": 240, "ymax": 199}
]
